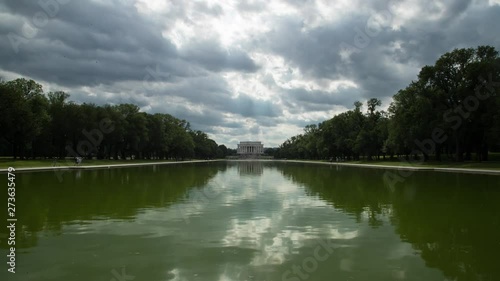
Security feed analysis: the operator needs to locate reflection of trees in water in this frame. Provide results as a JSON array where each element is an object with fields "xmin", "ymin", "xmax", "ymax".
[
  {"xmin": 0, "ymin": 163, "xmax": 225, "ymax": 249},
  {"xmin": 390, "ymin": 174, "xmax": 500, "ymax": 281},
  {"xmin": 276, "ymin": 163, "xmax": 500, "ymax": 281},
  {"xmin": 277, "ymin": 163, "xmax": 392, "ymax": 227}
]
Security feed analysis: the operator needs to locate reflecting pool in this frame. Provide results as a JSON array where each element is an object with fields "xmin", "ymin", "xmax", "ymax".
[{"xmin": 1, "ymin": 161, "xmax": 499, "ymax": 281}]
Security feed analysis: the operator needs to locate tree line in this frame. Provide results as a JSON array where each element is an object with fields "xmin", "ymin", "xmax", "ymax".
[
  {"xmin": 0, "ymin": 79, "xmax": 234, "ymax": 160},
  {"xmin": 275, "ymin": 46, "xmax": 500, "ymax": 162}
]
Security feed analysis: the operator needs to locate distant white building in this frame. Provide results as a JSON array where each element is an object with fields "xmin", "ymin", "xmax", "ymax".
[{"xmin": 237, "ymin": 141, "xmax": 264, "ymax": 156}]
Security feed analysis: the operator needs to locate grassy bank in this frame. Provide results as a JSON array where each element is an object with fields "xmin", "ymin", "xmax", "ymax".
[
  {"xmin": 338, "ymin": 160, "xmax": 500, "ymax": 170},
  {"xmin": 0, "ymin": 158, "xmax": 179, "ymax": 169}
]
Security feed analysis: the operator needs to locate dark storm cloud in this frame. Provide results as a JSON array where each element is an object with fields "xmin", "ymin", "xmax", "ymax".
[
  {"xmin": 260, "ymin": 15, "xmax": 407, "ymax": 105},
  {"xmin": 253, "ymin": 117, "xmax": 278, "ymax": 127},
  {"xmin": 146, "ymin": 100, "xmax": 231, "ymax": 134},
  {"xmin": 393, "ymin": 4, "xmax": 500, "ymax": 65},
  {"xmin": 230, "ymin": 94, "xmax": 280, "ymax": 118},
  {"xmin": 220, "ymin": 121, "xmax": 244, "ymax": 129},
  {"xmin": 256, "ymin": 0, "xmax": 500, "ymax": 112},
  {"xmin": 285, "ymin": 87, "xmax": 361, "ymax": 109},
  {"xmin": 248, "ymin": 125, "xmax": 260, "ymax": 135},
  {"xmin": 444, "ymin": 0, "xmax": 473, "ymax": 18},
  {"xmin": 0, "ymin": 0, "xmax": 257, "ymax": 89},
  {"xmin": 179, "ymin": 40, "xmax": 259, "ymax": 72},
  {"xmin": 1, "ymin": 0, "xmax": 171, "ymax": 53},
  {"xmin": 192, "ymin": 1, "xmax": 224, "ymax": 16},
  {"xmin": 236, "ymin": 0, "xmax": 267, "ymax": 13},
  {"xmin": 260, "ymin": 16, "xmax": 345, "ymax": 79},
  {"xmin": 0, "ymin": 0, "xmax": 180, "ymax": 86},
  {"xmin": 415, "ymin": 0, "xmax": 473, "ymax": 25},
  {"xmin": 138, "ymin": 73, "xmax": 280, "ymax": 119}
]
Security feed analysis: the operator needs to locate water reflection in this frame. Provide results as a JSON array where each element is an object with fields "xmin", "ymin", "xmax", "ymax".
[
  {"xmin": 278, "ymin": 163, "xmax": 500, "ymax": 281},
  {"xmin": 1, "ymin": 162, "xmax": 499, "ymax": 281},
  {"xmin": 0, "ymin": 163, "xmax": 223, "ymax": 250},
  {"xmin": 234, "ymin": 160, "xmax": 264, "ymax": 175}
]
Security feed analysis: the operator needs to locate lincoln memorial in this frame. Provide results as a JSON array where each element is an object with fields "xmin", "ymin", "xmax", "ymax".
[{"xmin": 237, "ymin": 141, "xmax": 264, "ymax": 157}]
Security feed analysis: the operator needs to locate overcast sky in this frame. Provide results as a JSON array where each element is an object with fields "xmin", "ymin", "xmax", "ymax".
[{"xmin": 1, "ymin": 0, "xmax": 500, "ymax": 148}]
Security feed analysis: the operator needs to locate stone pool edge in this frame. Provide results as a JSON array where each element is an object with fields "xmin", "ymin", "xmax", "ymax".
[{"xmin": 273, "ymin": 160, "xmax": 500, "ymax": 175}]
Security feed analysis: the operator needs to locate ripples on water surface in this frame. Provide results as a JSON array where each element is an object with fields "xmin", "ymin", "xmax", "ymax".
[{"xmin": 1, "ymin": 161, "xmax": 499, "ymax": 281}]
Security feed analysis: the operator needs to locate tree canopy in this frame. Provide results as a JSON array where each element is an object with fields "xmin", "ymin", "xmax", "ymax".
[
  {"xmin": 0, "ymin": 79, "xmax": 230, "ymax": 160},
  {"xmin": 276, "ymin": 46, "xmax": 500, "ymax": 162}
]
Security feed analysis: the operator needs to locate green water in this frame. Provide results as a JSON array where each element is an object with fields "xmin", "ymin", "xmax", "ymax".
[{"xmin": 1, "ymin": 161, "xmax": 500, "ymax": 281}]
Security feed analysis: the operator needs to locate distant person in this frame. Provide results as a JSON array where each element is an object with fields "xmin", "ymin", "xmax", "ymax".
[{"xmin": 75, "ymin": 157, "xmax": 82, "ymax": 166}]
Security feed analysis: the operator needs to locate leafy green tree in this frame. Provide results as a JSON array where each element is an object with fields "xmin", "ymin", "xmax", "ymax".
[
  {"xmin": 418, "ymin": 46, "xmax": 500, "ymax": 161},
  {"xmin": 0, "ymin": 79, "xmax": 49, "ymax": 159},
  {"xmin": 387, "ymin": 82, "xmax": 436, "ymax": 160},
  {"xmin": 47, "ymin": 91, "xmax": 71, "ymax": 157},
  {"xmin": 355, "ymin": 98, "xmax": 383, "ymax": 160},
  {"xmin": 191, "ymin": 130, "xmax": 218, "ymax": 159},
  {"xmin": 170, "ymin": 125, "xmax": 194, "ymax": 159},
  {"xmin": 144, "ymin": 113, "xmax": 169, "ymax": 159},
  {"xmin": 216, "ymin": 144, "xmax": 229, "ymax": 158}
]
